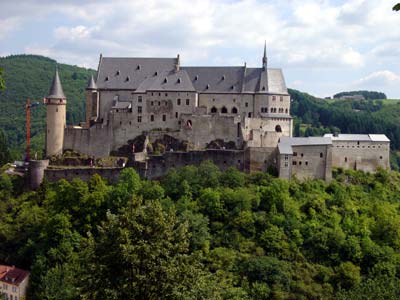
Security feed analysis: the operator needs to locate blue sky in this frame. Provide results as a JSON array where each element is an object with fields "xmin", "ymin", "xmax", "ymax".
[{"xmin": 0, "ymin": 0, "xmax": 399, "ymax": 98}]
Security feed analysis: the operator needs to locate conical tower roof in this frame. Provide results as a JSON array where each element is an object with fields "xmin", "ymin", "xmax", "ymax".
[
  {"xmin": 86, "ymin": 74, "xmax": 97, "ymax": 90},
  {"xmin": 47, "ymin": 67, "xmax": 66, "ymax": 99}
]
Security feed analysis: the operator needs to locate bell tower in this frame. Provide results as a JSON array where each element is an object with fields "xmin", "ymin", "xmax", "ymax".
[{"xmin": 44, "ymin": 67, "xmax": 67, "ymax": 157}]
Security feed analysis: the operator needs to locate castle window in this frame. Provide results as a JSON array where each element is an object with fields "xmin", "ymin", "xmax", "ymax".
[
  {"xmin": 177, "ymin": 98, "xmax": 181, "ymax": 105},
  {"xmin": 177, "ymin": 78, "xmax": 182, "ymax": 83},
  {"xmin": 116, "ymin": 109, "xmax": 119, "ymax": 113},
  {"xmin": 150, "ymin": 115, "xmax": 154, "ymax": 122},
  {"xmin": 280, "ymin": 96, "xmax": 283, "ymax": 101},
  {"xmin": 159, "ymin": 93, "xmax": 161, "ymax": 96},
  {"xmin": 206, "ymin": 84, "xmax": 210, "ymax": 90},
  {"xmin": 248, "ymin": 112, "xmax": 252, "ymax": 117},
  {"xmin": 345, "ymin": 157, "xmax": 348, "ymax": 162},
  {"xmin": 222, "ymin": 75, "xmax": 225, "ymax": 80},
  {"xmin": 293, "ymin": 152, "xmax": 297, "ymax": 156},
  {"xmin": 56, "ymin": 108, "xmax": 58, "ymax": 112},
  {"xmin": 116, "ymin": 70, "xmax": 120, "ymax": 76},
  {"xmin": 272, "ymin": 96, "xmax": 276, "ymax": 101},
  {"xmin": 221, "ymin": 106, "xmax": 228, "ymax": 113},
  {"xmin": 262, "ymin": 86, "xmax": 266, "ymax": 91},
  {"xmin": 233, "ymin": 98, "xmax": 236, "ymax": 102},
  {"xmin": 158, "ymin": 101, "xmax": 161, "ymax": 106},
  {"xmin": 211, "ymin": 106, "xmax": 217, "ymax": 113},
  {"xmin": 284, "ymin": 155, "xmax": 288, "ymax": 160},
  {"xmin": 165, "ymin": 93, "xmax": 168, "ymax": 96},
  {"xmin": 299, "ymin": 161, "xmax": 302, "ymax": 165},
  {"xmin": 275, "ymin": 125, "xmax": 282, "ymax": 132},
  {"xmin": 151, "ymin": 101, "xmax": 154, "ymax": 106},
  {"xmin": 270, "ymin": 108, "xmax": 274, "ymax": 113},
  {"xmin": 245, "ymin": 102, "xmax": 249, "ymax": 107},
  {"xmin": 320, "ymin": 152, "xmax": 323, "ymax": 158},
  {"xmin": 285, "ymin": 108, "xmax": 288, "ymax": 113},
  {"xmin": 120, "ymin": 121, "xmax": 122, "ymax": 125},
  {"xmin": 284, "ymin": 162, "xmax": 288, "ymax": 167},
  {"xmin": 137, "ymin": 65, "xmax": 141, "ymax": 70},
  {"xmin": 186, "ymin": 120, "xmax": 192, "ymax": 127},
  {"xmin": 125, "ymin": 76, "xmax": 130, "ymax": 82},
  {"xmin": 138, "ymin": 96, "xmax": 142, "ymax": 102},
  {"xmin": 137, "ymin": 106, "xmax": 142, "ymax": 113},
  {"xmin": 232, "ymin": 107, "xmax": 238, "ymax": 114},
  {"xmin": 154, "ymin": 71, "xmax": 158, "ymax": 76},
  {"xmin": 105, "ymin": 76, "xmax": 109, "ymax": 81},
  {"xmin": 301, "ymin": 153, "xmax": 304, "ymax": 157},
  {"xmin": 129, "ymin": 121, "xmax": 132, "ymax": 125},
  {"xmin": 305, "ymin": 161, "xmax": 308, "ymax": 166},
  {"xmin": 380, "ymin": 156, "xmax": 383, "ymax": 159},
  {"xmin": 175, "ymin": 112, "xmax": 178, "ymax": 118},
  {"xmin": 186, "ymin": 99, "xmax": 190, "ymax": 105},
  {"xmin": 195, "ymin": 75, "xmax": 199, "ymax": 80},
  {"xmin": 137, "ymin": 116, "xmax": 142, "ymax": 123},
  {"xmin": 162, "ymin": 115, "xmax": 166, "ymax": 121},
  {"xmin": 292, "ymin": 161, "xmax": 297, "ymax": 165}
]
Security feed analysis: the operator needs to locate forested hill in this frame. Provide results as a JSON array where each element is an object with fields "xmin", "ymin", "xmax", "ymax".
[{"xmin": 0, "ymin": 55, "xmax": 94, "ymax": 157}]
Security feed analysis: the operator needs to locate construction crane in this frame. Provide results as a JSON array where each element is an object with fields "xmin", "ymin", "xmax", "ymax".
[{"xmin": 25, "ymin": 99, "xmax": 40, "ymax": 161}]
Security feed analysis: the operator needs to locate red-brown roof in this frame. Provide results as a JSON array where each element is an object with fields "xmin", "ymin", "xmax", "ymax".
[{"xmin": 0, "ymin": 265, "xmax": 29, "ymax": 286}]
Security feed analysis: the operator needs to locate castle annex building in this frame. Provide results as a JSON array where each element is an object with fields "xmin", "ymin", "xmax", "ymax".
[{"xmin": 40, "ymin": 45, "xmax": 390, "ymax": 182}]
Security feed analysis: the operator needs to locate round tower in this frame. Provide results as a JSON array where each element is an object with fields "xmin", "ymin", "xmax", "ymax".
[{"xmin": 45, "ymin": 68, "xmax": 67, "ymax": 157}]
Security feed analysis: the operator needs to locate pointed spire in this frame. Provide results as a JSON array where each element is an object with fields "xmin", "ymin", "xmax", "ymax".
[
  {"xmin": 262, "ymin": 40, "xmax": 267, "ymax": 70},
  {"xmin": 47, "ymin": 67, "xmax": 66, "ymax": 99},
  {"xmin": 86, "ymin": 74, "xmax": 97, "ymax": 90}
]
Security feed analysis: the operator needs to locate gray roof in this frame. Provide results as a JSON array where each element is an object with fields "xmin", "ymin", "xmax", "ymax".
[
  {"xmin": 324, "ymin": 134, "xmax": 390, "ymax": 142},
  {"xmin": 96, "ymin": 57, "xmax": 176, "ymax": 90},
  {"xmin": 278, "ymin": 137, "xmax": 332, "ymax": 154},
  {"xmin": 135, "ymin": 69, "xmax": 195, "ymax": 92},
  {"xmin": 95, "ymin": 55, "xmax": 288, "ymax": 94},
  {"xmin": 112, "ymin": 101, "xmax": 132, "ymax": 109},
  {"xmin": 47, "ymin": 68, "xmax": 66, "ymax": 99},
  {"xmin": 87, "ymin": 74, "xmax": 97, "ymax": 90}
]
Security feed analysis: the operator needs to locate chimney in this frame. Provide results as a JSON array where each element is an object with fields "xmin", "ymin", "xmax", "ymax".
[{"xmin": 175, "ymin": 54, "xmax": 180, "ymax": 72}]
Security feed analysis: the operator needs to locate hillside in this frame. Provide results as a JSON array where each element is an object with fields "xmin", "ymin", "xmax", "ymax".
[{"xmin": 0, "ymin": 55, "xmax": 94, "ymax": 158}]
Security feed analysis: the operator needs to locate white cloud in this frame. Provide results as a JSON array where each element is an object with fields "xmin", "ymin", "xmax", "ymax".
[{"xmin": 355, "ymin": 70, "xmax": 400, "ymax": 87}]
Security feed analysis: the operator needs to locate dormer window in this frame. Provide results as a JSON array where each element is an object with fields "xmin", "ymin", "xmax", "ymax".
[
  {"xmin": 125, "ymin": 76, "xmax": 130, "ymax": 82},
  {"xmin": 262, "ymin": 86, "xmax": 266, "ymax": 91},
  {"xmin": 231, "ymin": 85, "xmax": 235, "ymax": 90},
  {"xmin": 137, "ymin": 65, "xmax": 141, "ymax": 70},
  {"xmin": 195, "ymin": 75, "xmax": 199, "ymax": 80},
  {"xmin": 177, "ymin": 78, "xmax": 182, "ymax": 83},
  {"xmin": 222, "ymin": 75, "xmax": 225, "ymax": 80},
  {"xmin": 105, "ymin": 76, "xmax": 109, "ymax": 81},
  {"xmin": 116, "ymin": 70, "xmax": 120, "ymax": 76},
  {"xmin": 164, "ymin": 77, "xmax": 168, "ymax": 83},
  {"xmin": 206, "ymin": 84, "xmax": 210, "ymax": 90},
  {"xmin": 154, "ymin": 71, "xmax": 158, "ymax": 76}
]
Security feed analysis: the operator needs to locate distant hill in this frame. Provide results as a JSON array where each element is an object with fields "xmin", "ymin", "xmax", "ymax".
[
  {"xmin": 333, "ymin": 90, "xmax": 387, "ymax": 100},
  {"xmin": 0, "ymin": 54, "xmax": 94, "ymax": 157}
]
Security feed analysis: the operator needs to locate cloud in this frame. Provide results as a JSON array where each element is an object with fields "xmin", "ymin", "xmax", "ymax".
[{"xmin": 355, "ymin": 70, "xmax": 400, "ymax": 87}]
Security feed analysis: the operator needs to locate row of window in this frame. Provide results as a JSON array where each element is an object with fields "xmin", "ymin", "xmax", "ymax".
[
  {"xmin": 120, "ymin": 113, "xmax": 181, "ymax": 124},
  {"xmin": 292, "ymin": 161, "xmax": 309, "ymax": 166},
  {"xmin": 261, "ymin": 107, "xmax": 289, "ymax": 114},
  {"xmin": 293, "ymin": 152, "xmax": 324, "ymax": 158},
  {"xmin": 335, "ymin": 145, "xmax": 383, "ymax": 149},
  {"xmin": 271, "ymin": 96, "xmax": 284, "ymax": 101},
  {"xmin": 210, "ymin": 106, "xmax": 238, "ymax": 114}
]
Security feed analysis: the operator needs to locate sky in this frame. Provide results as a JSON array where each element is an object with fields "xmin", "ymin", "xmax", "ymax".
[{"xmin": 0, "ymin": 0, "xmax": 399, "ymax": 98}]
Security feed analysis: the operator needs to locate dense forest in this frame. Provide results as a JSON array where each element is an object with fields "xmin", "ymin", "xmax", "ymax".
[
  {"xmin": 333, "ymin": 91, "xmax": 387, "ymax": 100},
  {"xmin": 1, "ymin": 163, "xmax": 400, "ymax": 299},
  {"xmin": 0, "ymin": 55, "xmax": 94, "ymax": 159}
]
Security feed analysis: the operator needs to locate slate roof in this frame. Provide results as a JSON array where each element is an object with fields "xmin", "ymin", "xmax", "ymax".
[
  {"xmin": 96, "ymin": 57, "xmax": 176, "ymax": 90},
  {"xmin": 112, "ymin": 101, "xmax": 132, "ymax": 109},
  {"xmin": 278, "ymin": 137, "xmax": 332, "ymax": 155},
  {"xmin": 87, "ymin": 74, "xmax": 97, "ymax": 90},
  {"xmin": 135, "ymin": 69, "xmax": 195, "ymax": 92},
  {"xmin": 95, "ymin": 55, "xmax": 288, "ymax": 94},
  {"xmin": 47, "ymin": 68, "xmax": 66, "ymax": 99},
  {"xmin": 324, "ymin": 134, "xmax": 390, "ymax": 142}
]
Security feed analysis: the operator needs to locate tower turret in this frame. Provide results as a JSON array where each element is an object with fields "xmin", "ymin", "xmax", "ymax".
[
  {"xmin": 262, "ymin": 41, "xmax": 267, "ymax": 70},
  {"xmin": 44, "ymin": 67, "xmax": 66, "ymax": 157},
  {"xmin": 85, "ymin": 74, "xmax": 99, "ymax": 128}
]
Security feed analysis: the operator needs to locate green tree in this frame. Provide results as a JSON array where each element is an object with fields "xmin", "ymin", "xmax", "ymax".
[
  {"xmin": 0, "ymin": 67, "xmax": 5, "ymax": 90},
  {"xmin": 79, "ymin": 198, "xmax": 215, "ymax": 300},
  {"xmin": 0, "ymin": 129, "xmax": 11, "ymax": 165},
  {"xmin": 393, "ymin": 3, "xmax": 400, "ymax": 11}
]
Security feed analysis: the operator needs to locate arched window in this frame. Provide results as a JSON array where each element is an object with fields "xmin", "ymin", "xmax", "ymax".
[
  {"xmin": 221, "ymin": 106, "xmax": 228, "ymax": 113},
  {"xmin": 275, "ymin": 125, "xmax": 282, "ymax": 132},
  {"xmin": 211, "ymin": 106, "xmax": 217, "ymax": 113},
  {"xmin": 285, "ymin": 108, "xmax": 288, "ymax": 113},
  {"xmin": 231, "ymin": 107, "xmax": 238, "ymax": 114},
  {"xmin": 186, "ymin": 120, "xmax": 192, "ymax": 128}
]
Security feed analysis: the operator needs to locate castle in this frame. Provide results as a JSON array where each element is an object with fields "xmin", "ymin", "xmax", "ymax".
[{"xmin": 36, "ymin": 44, "xmax": 389, "ymax": 186}]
